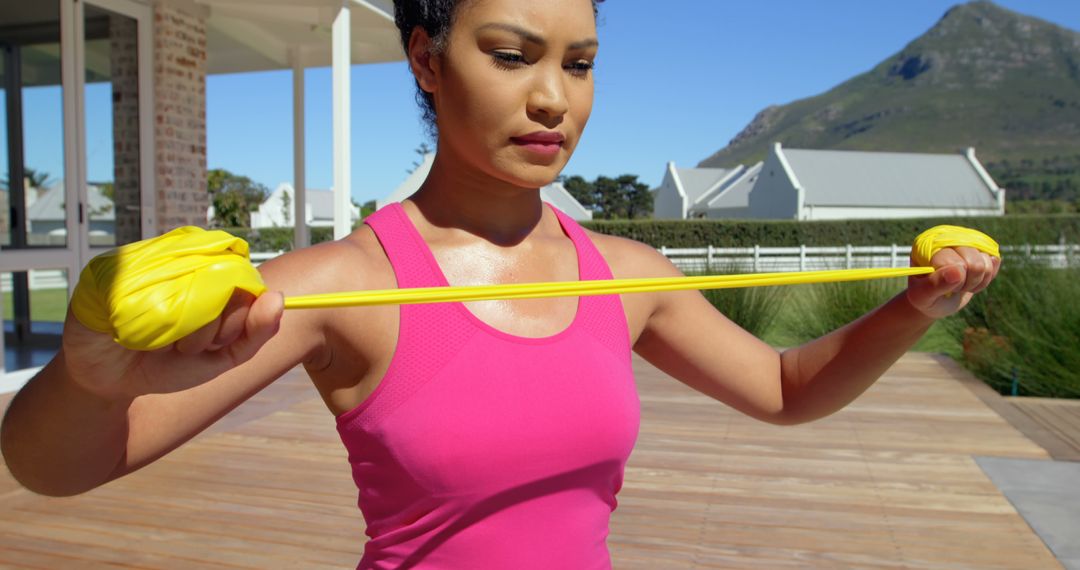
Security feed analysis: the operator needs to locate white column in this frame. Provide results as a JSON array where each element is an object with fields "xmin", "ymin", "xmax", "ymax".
[
  {"xmin": 331, "ymin": 4, "xmax": 351, "ymax": 240},
  {"xmin": 291, "ymin": 47, "xmax": 309, "ymax": 249}
]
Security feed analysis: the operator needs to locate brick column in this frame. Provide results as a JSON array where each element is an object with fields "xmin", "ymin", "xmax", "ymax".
[
  {"xmin": 110, "ymin": 14, "xmax": 141, "ymax": 245},
  {"xmin": 153, "ymin": 2, "xmax": 208, "ymax": 231}
]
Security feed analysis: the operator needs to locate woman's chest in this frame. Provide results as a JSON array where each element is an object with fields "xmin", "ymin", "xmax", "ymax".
[{"xmin": 361, "ymin": 333, "xmax": 641, "ymax": 495}]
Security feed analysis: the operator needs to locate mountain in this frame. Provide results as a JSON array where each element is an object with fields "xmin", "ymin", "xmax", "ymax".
[{"xmin": 699, "ymin": 1, "xmax": 1080, "ymax": 202}]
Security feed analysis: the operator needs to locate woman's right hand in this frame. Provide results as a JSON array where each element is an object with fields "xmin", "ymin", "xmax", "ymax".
[{"xmin": 60, "ymin": 288, "xmax": 284, "ymax": 402}]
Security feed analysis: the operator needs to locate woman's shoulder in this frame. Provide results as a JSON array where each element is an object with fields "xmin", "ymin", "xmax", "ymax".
[
  {"xmin": 581, "ymin": 228, "xmax": 682, "ymax": 280},
  {"xmin": 257, "ymin": 224, "xmax": 397, "ymax": 296}
]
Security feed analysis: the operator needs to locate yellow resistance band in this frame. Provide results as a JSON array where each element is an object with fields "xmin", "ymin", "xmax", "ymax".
[
  {"xmin": 283, "ymin": 266, "xmax": 935, "ymax": 309},
  {"xmin": 71, "ymin": 224, "xmax": 999, "ymax": 350}
]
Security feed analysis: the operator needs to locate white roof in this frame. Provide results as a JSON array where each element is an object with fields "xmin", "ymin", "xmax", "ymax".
[
  {"xmin": 675, "ymin": 167, "xmax": 732, "ymax": 205},
  {"xmin": 200, "ymin": 0, "xmax": 404, "ymax": 73},
  {"xmin": 5, "ymin": 0, "xmax": 404, "ymax": 82},
  {"xmin": 706, "ymin": 162, "xmax": 763, "ymax": 210},
  {"xmin": 27, "ymin": 182, "xmax": 114, "ymax": 222},
  {"xmin": 540, "ymin": 182, "xmax": 593, "ymax": 220},
  {"xmin": 782, "ymin": 148, "xmax": 999, "ymax": 209},
  {"xmin": 270, "ymin": 183, "xmax": 359, "ymax": 222}
]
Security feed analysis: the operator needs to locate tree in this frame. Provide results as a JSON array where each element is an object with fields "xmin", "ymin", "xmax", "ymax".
[
  {"xmin": 23, "ymin": 167, "xmax": 52, "ymax": 189},
  {"xmin": 279, "ymin": 189, "xmax": 291, "ymax": 226},
  {"xmin": 207, "ymin": 168, "xmax": 269, "ymax": 227},
  {"xmin": 3, "ymin": 168, "xmax": 53, "ymax": 192},
  {"xmin": 562, "ymin": 175, "xmax": 596, "ymax": 211},
  {"xmin": 408, "ymin": 142, "xmax": 434, "ymax": 174},
  {"xmin": 574, "ymin": 174, "xmax": 653, "ymax": 220}
]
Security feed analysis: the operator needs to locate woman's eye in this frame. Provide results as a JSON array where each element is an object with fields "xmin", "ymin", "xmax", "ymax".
[
  {"xmin": 491, "ymin": 51, "xmax": 527, "ymax": 69},
  {"xmin": 566, "ymin": 60, "xmax": 594, "ymax": 76}
]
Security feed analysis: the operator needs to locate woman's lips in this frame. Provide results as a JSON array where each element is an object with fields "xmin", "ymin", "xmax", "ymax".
[{"xmin": 511, "ymin": 132, "xmax": 564, "ymax": 156}]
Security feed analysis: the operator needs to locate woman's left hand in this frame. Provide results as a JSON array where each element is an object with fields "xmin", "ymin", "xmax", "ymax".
[{"xmin": 905, "ymin": 246, "xmax": 1001, "ymax": 319}]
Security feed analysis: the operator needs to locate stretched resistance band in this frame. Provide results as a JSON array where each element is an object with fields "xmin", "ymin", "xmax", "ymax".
[
  {"xmin": 70, "ymin": 224, "xmax": 999, "ymax": 351},
  {"xmin": 282, "ymin": 266, "xmax": 935, "ymax": 309}
]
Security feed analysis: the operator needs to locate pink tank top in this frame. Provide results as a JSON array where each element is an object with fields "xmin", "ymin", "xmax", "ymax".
[{"xmin": 336, "ymin": 202, "xmax": 641, "ymax": 569}]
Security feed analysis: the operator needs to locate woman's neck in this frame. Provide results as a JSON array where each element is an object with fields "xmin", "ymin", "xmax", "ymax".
[{"xmin": 409, "ymin": 152, "xmax": 551, "ymax": 247}]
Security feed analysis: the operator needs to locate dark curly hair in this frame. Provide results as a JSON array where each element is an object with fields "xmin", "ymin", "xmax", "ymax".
[{"xmin": 393, "ymin": 0, "xmax": 603, "ymax": 138}]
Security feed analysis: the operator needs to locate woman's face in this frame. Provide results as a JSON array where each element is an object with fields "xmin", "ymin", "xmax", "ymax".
[{"xmin": 429, "ymin": 0, "xmax": 598, "ymax": 189}]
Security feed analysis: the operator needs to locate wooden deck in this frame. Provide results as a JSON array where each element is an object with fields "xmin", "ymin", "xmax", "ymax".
[{"xmin": 0, "ymin": 352, "xmax": 1062, "ymax": 569}]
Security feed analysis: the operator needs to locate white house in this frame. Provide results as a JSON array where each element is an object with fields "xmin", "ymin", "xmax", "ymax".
[
  {"xmin": 379, "ymin": 153, "xmax": 593, "ymax": 221},
  {"xmin": 748, "ymin": 143, "xmax": 1005, "ymax": 220},
  {"xmin": 653, "ymin": 161, "xmax": 765, "ymax": 220},
  {"xmin": 250, "ymin": 183, "xmax": 360, "ymax": 229},
  {"xmin": 26, "ymin": 182, "xmax": 115, "ymax": 241},
  {"xmin": 703, "ymin": 162, "xmax": 762, "ymax": 219},
  {"xmin": 654, "ymin": 164, "xmax": 733, "ymax": 219}
]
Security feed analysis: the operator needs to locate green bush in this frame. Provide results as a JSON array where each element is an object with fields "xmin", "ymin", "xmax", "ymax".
[
  {"xmin": 787, "ymin": 277, "xmax": 907, "ymax": 342},
  {"xmin": 582, "ymin": 215, "xmax": 1080, "ymax": 248},
  {"xmin": 946, "ymin": 255, "xmax": 1080, "ymax": 398},
  {"xmin": 218, "ymin": 226, "xmax": 336, "ymax": 252},
  {"xmin": 686, "ymin": 267, "xmax": 788, "ymax": 339}
]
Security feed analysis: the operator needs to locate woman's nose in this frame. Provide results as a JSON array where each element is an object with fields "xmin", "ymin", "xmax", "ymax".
[{"xmin": 526, "ymin": 65, "xmax": 569, "ymax": 120}]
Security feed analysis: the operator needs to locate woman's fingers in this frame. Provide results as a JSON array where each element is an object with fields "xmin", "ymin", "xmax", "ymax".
[
  {"xmin": 224, "ymin": 291, "xmax": 284, "ymax": 364},
  {"xmin": 207, "ymin": 290, "xmax": 255, "ymax": 350},
  {"xmin": 174, "ymin": 314, "xmax": 224, "ymax": 355},
  {"xmin": 925, "ymin": 248, "xmax": 965, "ymax": 294},
  {"xmin": 954, "ymin": 246, "xmax": 991, "ymax": 291},
  {"xmin": 174, "ymin": 289, "xmax": 280, "ymax": 357},
  {"xmin": 972, "ymin": 255, "xmax": 1002, "ymax": 294}
]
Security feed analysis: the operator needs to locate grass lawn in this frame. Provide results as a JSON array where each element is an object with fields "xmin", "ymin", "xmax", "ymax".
[{"xmin": 2, "ymin": 288, "xmax": 69, "ymax": 323}]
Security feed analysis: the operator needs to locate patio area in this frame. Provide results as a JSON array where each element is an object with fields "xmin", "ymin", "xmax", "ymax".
[{"xmin": 0, "ymin": 352, "xmax": 1064, "ymax": 569}]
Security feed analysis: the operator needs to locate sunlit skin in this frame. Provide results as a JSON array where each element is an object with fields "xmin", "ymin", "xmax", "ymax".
[
  {"xmin": 404, "ymin": 0, "xmax": 600, "ymax": 339},
  {"xmin": 2, "ymin": 0, "xmax": 998, "ymax": 499}
]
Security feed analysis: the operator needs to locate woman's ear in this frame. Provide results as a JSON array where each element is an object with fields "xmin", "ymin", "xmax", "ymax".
[{"xmin": 407, "ymin": 26, "xmax": 438, "ymax": 94}]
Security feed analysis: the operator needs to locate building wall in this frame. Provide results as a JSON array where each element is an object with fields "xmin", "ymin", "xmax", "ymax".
[
  {"xmin": 250, "ymin": 185, "xmax": 292, "ymax": 228},
  {"xmin": 748, "ymin": 150, "xmax": 800, "ymax": 219},
  {"xmin": 704, "ymin": 207, "xmax": 752, "ymax": 220},
  {"xmin": 153, "ymin": 2, "xmax": 208, "ymax": 231},
  {"xmin": 110, "ymin": 14, "xmax": 142, "ymax": 244},
  {"xmin": 653, "ymin": 164, "xmax": 686, "ymax": 220}
]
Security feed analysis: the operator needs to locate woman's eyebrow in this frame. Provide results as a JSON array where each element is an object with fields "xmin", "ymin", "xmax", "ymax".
[{"xmin": 476, "ymin": 22, "xmax": 598, "ymax": 50}]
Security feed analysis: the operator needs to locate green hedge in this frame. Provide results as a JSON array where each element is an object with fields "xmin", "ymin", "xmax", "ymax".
[
  {"xmin": 580, "ymin": 214, "xmax": 1080, "ymax": 248},
  {"xmin": 221, "ymin": 214, "xmax": 1080, "ymax": 252},
  {"xmin": 218, "ymin": 226, "xmax": 336, "ymax": 252}
]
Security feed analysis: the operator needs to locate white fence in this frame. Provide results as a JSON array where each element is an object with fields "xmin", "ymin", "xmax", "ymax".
[
  {"xmin": 659, "ymin": 243, "xmax": 1080, "ymax": 273},
  {"xmin": 0, "ymin": 270, "xmax": 69, "ymax": 293},
  {"xmin": 3, "ymin": 244, "xmax": 1077, "ymax": 293}
]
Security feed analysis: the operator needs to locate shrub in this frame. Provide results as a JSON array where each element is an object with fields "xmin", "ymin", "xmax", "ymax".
[
  {"xmin": 787, "ymin": 277, "xmax": 907, "ymax": 342},
  {"xmin": 687, "ymin": 267, "xmax": 788, "ymax": 339},
  {"xmin": 219, "ymin": 226, "xmax": 336, "ymax": 252},
  {"xmin": 946, "ymin": 254, "xmax": 1080, "ymax": 398},
  {"xmin": 582, "ymin": 214, "xmax": 1080, "ymax": 248}
]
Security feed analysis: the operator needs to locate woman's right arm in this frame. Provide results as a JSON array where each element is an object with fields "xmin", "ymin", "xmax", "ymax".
[{"xmin": 0, "ymin": 244, "xmax": 342, "ymax": 497}]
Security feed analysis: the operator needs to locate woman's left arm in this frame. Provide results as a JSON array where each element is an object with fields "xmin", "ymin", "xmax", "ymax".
[{"xmin": 632, "ymin": 243, "xmax": 1000, "ymax": 426}]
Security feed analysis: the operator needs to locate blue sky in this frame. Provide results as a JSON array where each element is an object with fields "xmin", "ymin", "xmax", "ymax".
[{"xmin": 9, "ymin": 1, "xmax": 1080, "ymax": 204}]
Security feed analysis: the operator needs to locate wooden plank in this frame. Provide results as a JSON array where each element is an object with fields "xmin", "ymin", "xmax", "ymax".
[
  {"xmin": 0, "ymin": 353, "xmax": 1064, "ymax": 569},
  {"xmin": 1007, "ymin": 397, "xmax": 1080, "ymax": 460}
]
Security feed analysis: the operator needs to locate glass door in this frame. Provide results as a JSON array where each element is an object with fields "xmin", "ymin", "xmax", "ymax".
[
  {"xmin": 0, "ymin": 0, "xmax": 153, "ymax": 375},
  {"xmin": 78, "ymin": 0, "xmax": 154, "ymax": 265},
  {"xmin": 1, "ymin": 0, "xmax": 74, "ymax": 374}
]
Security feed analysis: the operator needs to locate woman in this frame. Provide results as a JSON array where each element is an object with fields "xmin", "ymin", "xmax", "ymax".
[{"xmin": 1, "ymin": 0, "xmax": 999, "ymax": 568}]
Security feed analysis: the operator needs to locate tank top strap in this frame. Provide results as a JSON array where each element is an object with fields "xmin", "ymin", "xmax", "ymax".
[
  {"xmin": 363, "ymin": 203, "xmax": 446, "ymax": 289},
  {"xmin": 356, "ymin": 204, "xmax": 476, "ymax": 431},
  {"xmin": 546, "ymin": 203, "xmax": 632, "ymax": 362},
  {"xmin": 546, "ymin": 204, "xmax": 613, "ymax": 282}
]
